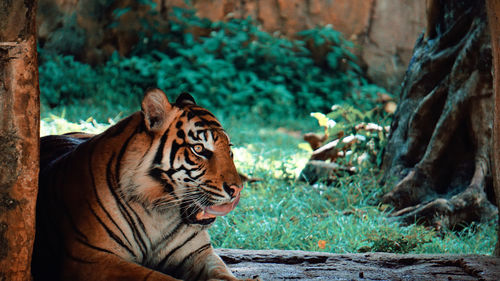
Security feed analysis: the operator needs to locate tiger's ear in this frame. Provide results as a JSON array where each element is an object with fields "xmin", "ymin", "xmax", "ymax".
[
  {"xmin": 141, "ymin": 88, "xmax": 172, "ymax": 133},
  {"xmin": 175, "ymin": 92, "xmax": 196, "ymax": 107}
]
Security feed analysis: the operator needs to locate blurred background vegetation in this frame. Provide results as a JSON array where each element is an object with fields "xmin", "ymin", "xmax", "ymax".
[{"xmin": 39, "ymin": 1, "xmax": 497, "ymax": 254}]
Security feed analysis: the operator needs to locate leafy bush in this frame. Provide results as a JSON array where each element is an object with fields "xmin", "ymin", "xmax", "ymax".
[
  {"xmin": 40, "ymin": 6, "xmax": 375, "ymax": 122},
  {"xmin": 39, "ymin": 54, "xmax": 98, "ymax": 107},
  {"xmin": 308, "ymin": 88, "xmax": 393, "ymax": 171}
]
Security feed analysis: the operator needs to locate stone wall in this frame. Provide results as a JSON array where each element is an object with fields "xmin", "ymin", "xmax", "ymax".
[{"xmin": 37, "ymin": 0, "xmax": 426, "ymax": 91}]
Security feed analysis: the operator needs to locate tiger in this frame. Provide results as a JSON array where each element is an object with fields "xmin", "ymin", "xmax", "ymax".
[{"xmin": 32, "ymin": 89, "xmax": 259, "ymax": 281}]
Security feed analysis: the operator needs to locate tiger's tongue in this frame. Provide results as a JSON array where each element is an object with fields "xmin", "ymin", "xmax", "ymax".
[{"xmin": 197, "ymin": 195, "xmax": 240, "ymax": 220}]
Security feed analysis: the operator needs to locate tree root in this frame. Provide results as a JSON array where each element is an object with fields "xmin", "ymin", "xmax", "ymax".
[{"xmin": 381, "ymin": 2, "xmax": 497, "ymax": 230}]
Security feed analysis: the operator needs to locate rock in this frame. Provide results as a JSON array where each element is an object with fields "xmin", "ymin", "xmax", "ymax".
[
  {"xmin": 361, "ymin": 0, "xmax": 427, "ymax": 91},
  {"xmin": 298, "ymin": 160, "xmax": 355, "ymax": 184},
  {"xmin": 37, "ymin": 0, "xmax": 425, "ymax": 90},
  {"xmin": 216, "ymin": 249, "xmax": 500, "ymax": 281}
]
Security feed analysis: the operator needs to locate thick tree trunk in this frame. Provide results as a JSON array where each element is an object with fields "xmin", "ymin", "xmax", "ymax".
[
  {"xmin": 0, "ymin": 1, "xmax": 40, "ymax": 280},
  {"xmin": 486, "ymin": 0, "xmax": 500, "ymax": 256},
  {"xmin": 381, "ymin": 0, "xmax": 497, "ymax": 231}
]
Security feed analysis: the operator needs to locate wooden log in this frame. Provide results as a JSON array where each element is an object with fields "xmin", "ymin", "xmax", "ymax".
[
  {"xmin": 0, "ymin": 1, "xmax": 39, "ymax": 280},
  {"xmin": 217, "ymin": 249, "xmax": 500, "ymax": 281}
]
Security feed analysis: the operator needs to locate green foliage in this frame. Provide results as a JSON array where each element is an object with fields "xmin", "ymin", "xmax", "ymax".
[
  {"xmin": 148, "ymin": 8, "xmax": 363, "ymax": 118},
  {"xmin": 39, "ymin": 54, "xmax": 97, "ymax": 106},
  {"xmin": 309, "ymin": 87, "xmax": 393, "ymax": 168},
  {"xmin": 40, "ymin": 7, "xmax": 370, "ymax": 122}
]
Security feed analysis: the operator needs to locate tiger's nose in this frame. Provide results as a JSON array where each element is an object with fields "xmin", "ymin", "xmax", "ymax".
[{"xmin": 223, "ymin": 183, "xmax": 242, "ymax": 198}]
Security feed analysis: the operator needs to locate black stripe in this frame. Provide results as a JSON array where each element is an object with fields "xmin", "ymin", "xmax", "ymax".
[
  {"xmin": 61, "ymin": 200, "xmax": 89, "ymax": 242},
  {"xmin": 188, "ymin": 130, "xmax": 200, "ymax": 141},
  {"xmin": 93, "ymin": 137, "xmax": 150, "ymax": 257},
  {"xmin": 122, "ymin": 199, "xmax": 150, "ymax": 257},
  {"xmin": 177, "ymin": 130, "xmax": 185, "ymax": 138},
  {"xmin": 66, "ymin": 251, "xmax": 96, "ymax": 264},
  {"xmin": 173, "ymin": 165, "xmax": 205, "ymax": 180},
  {"xmin": 88, "ymin": 151, "xmax": 133, "ymax": 249},
  {"xmin": 188, "ymin": 168, "xmax": 206, "ymax": 180},
  {"xmin": 115, "ymin": 128, "xmax": 140, "ymax": 177},
  {"xmin": 174, "ymin": 243, "xmax": 211, "ymax": 274},
  {"xmin": 154, "ymin": 222, "xmax": 183, "ymax": 250},
  {"xmin": 106, "ymin": 155, "xmax": 149, "ymax": 258},
  {"xmin": 113, "ymin": 127, "xmax": 151, "ymax": 252},
  {"xmin": 157, "ymin": 231, "xmax": 199, "ymax": 269},
  {"xmin": 153, "ymin": 129, "xmax": 170, "ymax": 165},
  {"xmin": 194, "ymin": 118, "xmax": 221, "ymax": 128},
  {"xmin": 169, "ymin": 140, "xmax": 182, "ymax": 166},
  {"xmin": 189, "ymin": 109, "xmax": 216, "ymax": 119},
  {"xmin": 200, "ymin": 188, "xmax": 225, "ymax": 198},
  {"xmin": 184, "ymin": 149, "xmax": 197, "ymax": 165},
  {"xmin": 149, "ymin": 168, "xmax": 176, "ymax": 194},
  {"xmin": 199, "ymin": 149, "xmax": 213, "ymax": 159},
  {"xmin": 192, "ymin": 263, "xmax": 206, "ymax": 281},
  {"xmin": 75, "ymin": 236, "xmax": 115, "ymax": 255},
  {"xmin": 87, "ymin": 201, "xmax": 136, "ymax": 257},
  {"xmin": 142, "ymin": 271, "xmax": 155, "ymax": 281}
]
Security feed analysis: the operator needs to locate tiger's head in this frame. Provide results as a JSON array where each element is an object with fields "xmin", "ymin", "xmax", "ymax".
[{"xmin": 120, "ymin": 89, "xmax": 242, "ymax": 225}]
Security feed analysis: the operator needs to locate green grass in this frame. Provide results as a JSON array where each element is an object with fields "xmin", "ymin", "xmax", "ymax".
[{"xmin": 41, "ymin": 111, "xmax": 498, "ymax": 255}]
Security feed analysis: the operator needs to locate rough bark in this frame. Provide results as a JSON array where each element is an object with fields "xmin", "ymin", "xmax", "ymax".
[
  {"xmin": 216, "ymin": 249, "xmax": 500, "ymax": 281},
  {"xmin": 381, "ymin": 0, "xmax": 497, "ymax": 230},
  {"xmin": 486, "ymin": 0, "xmax": 500, "ymax": 256},
  {"xmin": 0, "ymin": 1, "xmax": 40, "ymax": 280}
]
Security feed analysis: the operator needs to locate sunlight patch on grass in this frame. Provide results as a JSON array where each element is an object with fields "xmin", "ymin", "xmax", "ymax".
[{"xmin": 41, "ymin": 114, "xmax": 112, "ymax": 136}]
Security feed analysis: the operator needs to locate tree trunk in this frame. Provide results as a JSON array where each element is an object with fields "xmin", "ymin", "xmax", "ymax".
[
  {"xmin": 486, "ymin": 0, "xmax": 500, "ymax": 256},
  {"xmin": 0, "ymin": 1, "xmax": 40, "ymax": 280},
  {"xmin": 381, "ymin": 0, "xmax": 497, "ymax": 231}
]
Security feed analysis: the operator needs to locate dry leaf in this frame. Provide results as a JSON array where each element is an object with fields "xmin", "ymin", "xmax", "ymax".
[{"xmin": 318, "ymin": 240, "xmax": 327, "ymax": 249}]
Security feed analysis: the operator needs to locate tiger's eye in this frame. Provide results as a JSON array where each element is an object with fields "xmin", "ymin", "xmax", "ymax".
[{"xmin": 192, "ymin": 144, "xmax": 204, "ymax": 154}]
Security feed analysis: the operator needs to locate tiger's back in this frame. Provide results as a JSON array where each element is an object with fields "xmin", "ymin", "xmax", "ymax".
[{"xmin": 33, "ymin": 89, "xmax": 254, "ymax": 281}]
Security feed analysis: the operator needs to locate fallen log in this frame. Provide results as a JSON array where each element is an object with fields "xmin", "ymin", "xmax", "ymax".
[{"xmin": 216, "ymin": 249, "xmax": 500, "ymax": 281}]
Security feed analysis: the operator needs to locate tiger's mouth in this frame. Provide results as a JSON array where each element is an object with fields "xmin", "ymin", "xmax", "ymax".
[{"xmin": 195, "ymin": 193, "xmax": 240, "ymax": 220}]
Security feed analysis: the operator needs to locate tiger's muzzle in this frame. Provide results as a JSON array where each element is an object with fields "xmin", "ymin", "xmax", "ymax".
[{"xmin": 195, "ymin": 184, "xmax": 242, "ymax": 220}]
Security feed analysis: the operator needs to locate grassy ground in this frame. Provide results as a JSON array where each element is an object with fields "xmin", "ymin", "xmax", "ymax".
[{"xmin": 41, "ymin": 110, "xmax": 498, "ymax": 255}]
